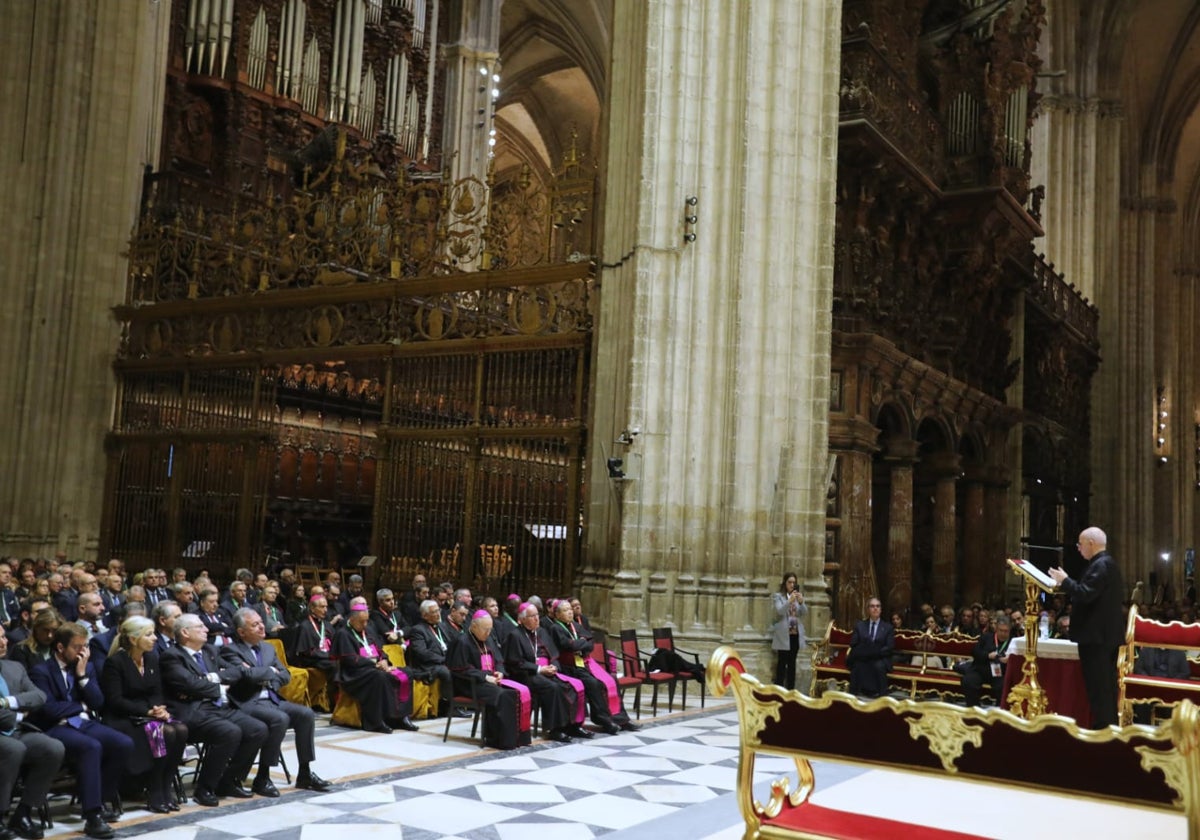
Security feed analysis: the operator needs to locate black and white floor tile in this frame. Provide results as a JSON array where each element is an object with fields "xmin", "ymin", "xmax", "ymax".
[{"xmin": 36, "ymin": 697, "xmax": 1186, "ymax": 840}]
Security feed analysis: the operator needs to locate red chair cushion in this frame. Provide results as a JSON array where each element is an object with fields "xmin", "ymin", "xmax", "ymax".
[{"xmin": 766, "ymin": 802, "xmax": 988, "ymax": 840}]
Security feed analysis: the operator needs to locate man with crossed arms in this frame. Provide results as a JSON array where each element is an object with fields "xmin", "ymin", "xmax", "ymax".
[
  {"xmin": 160, "ymin": 614, "xmax": 267, "ymax": 806},
  {"xmin": 220, "ymin": 609, "xmax": 331, "ymax": 795}
]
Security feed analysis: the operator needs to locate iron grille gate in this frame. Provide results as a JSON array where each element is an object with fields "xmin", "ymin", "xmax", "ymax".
[
  {"xmin": 375, "ymin": 343, "xmax": 587, "ymax": 596},
  {"xmin": 102, "ymin": 345, "xmax": 587, "ymax": 592}
]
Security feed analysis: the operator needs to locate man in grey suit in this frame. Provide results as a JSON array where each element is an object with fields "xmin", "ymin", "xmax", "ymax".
[
  {"xmin": 220, "ymin": 609, "xmax": 331, "ymax": 796},
  {"xmin": 0, "ymin": 627, "xmax": 66, "ymax": 840}
]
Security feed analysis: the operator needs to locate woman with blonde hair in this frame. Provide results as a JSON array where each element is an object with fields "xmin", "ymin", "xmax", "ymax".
[{"xmin": 100, "ymin": 616, "xmax": 188, "ymax": 812}]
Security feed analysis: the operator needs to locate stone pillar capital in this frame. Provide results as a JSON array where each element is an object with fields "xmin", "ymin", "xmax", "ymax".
[{"xmin": 881, "ymin": 435, "xmax": 919, "ymax": 463}]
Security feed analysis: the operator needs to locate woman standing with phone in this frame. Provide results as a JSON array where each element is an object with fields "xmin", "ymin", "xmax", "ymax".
[{"xmin": 771, "ymin": 572, "xmax": 807, "ymax": 689}]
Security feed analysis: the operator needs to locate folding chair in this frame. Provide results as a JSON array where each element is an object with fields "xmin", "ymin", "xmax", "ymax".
[
  {"xmin": 441, "ymin": 683, "xmax": 486, "ymax": 747},
  {"xmin": 619, "ymin": 629, "xmax": 679, "ymax": 715},
  {"xmin": 652, "ymin": 626, "xmax": 705, "ymax": 709}
]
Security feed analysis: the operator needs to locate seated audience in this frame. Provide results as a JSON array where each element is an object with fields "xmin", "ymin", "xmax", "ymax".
[
  {"xmin": 254, "ymin": 582, "xmax": 285, "ymax": 635},
  {"xmin": 221, "ymin": 608, "xmax": 332, "ymax": 793},
  {"xmin": 8, "ymin": 609, "xmax": 60, "ymax": 673},
  {"xmin": 284, "ymin": 584, "xmax": 308, "ymax": 626},
  {"xmin": 294, "ymin": 594, "xmax": 337, "ymax": 706},
  {"xmin": 398, "ymin": 574, "xmax": 426, "ymax": 627},
  {"xmin": 449, "ymin": 610, "xmax": 531, "ymax": 749},
  {"xmin": 331, "ymin": 603, "xmax": 418, "ymax": 733},
  {"xmin": 368, "ymin": 588, "xmax": 405, "ymax": 644},
  {"xmin": 407, "ymin": 600, "xmax": 462, "ymax": 718},
  {"xmin": 28, "ymin": 623, "xmax": 134, "ymax": 839},
  {"xmin": 0, "ymin": 626, "xmax": 66, "ymax": 840},
  {"xmin": 545, "ymin": 598, "xmax": 637, "ymax": 733},
  {"xmin": 160, "ymin": 614, "xmax": 267, "ymax": 806},
  {"xmin": 221, "ymin": 581, "xmax": 250, "ymax": 617},
  {"xmin": 100, "ymin": 616, "xmax": 188, "ymax": 813},
  {"xmin": 197, "ymin": 587, "xmax": 234, "ymax": 646},
  {"xmin": 171, "ymin": 582, "xmax": 198, "ymax": 615},
  {"xmin": 502, "ymin": 602, "xmax": 577, "ymax": 742},
  {"xmin": 847, "ymin": 597, "xmax": 894, "ymax": 698},
  {"xmin": 961, "ymin": 616, "xmax": 1012, "ymax": 707},
  {"xmin": 151, "ymin": 601, "xmax": 182, "ymax": 656},
  {"xmin": 99, "ymin": 574, "xmax": 125, "ymax": 627},
  {"xmin": 6, "ymin": 597, "xmax": 50, "ymax": 646}
]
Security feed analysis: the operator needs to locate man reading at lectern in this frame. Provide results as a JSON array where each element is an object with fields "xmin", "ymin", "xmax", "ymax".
[{"xmin": 1049, "ymin": 526, "xmax": 1125, "ymax": 728}]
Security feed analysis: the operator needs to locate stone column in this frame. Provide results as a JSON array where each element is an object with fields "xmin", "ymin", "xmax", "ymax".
[
  {"xmin": 831, "ymin": 442, "xmax": 877, "ymax": 625},
  {"xmin": 585, "ymin": 0, "xmax": 843, "ymax": 676},
  {"xmin": 441, "ymin": 0, "xmax": 501, "ymax": 185},
  {"xmin": 925, "ymin": 453, "xmax": 960, "ymax": 606},
  {"xmin": 0, "ymin": 0, "xmax": 171, "ymax": 559},
  {"xmin": 883, "ymin": 437, "xmax": 917, "ymax": 615},
  {"xmin": 982, "ymin": 465, "xmax": 1013, "ymax": 601},
  {"xmin": 959, "ymin": 469, "xmax": 987, "ymax": 606}
]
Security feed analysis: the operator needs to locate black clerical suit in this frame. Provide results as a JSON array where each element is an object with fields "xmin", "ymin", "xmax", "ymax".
[
  {"xmin": 406, "ymin": 620, "xmax": 455, "ymax": 708},
  {"xmin": 220, "ymin": 637, "xmax": 317, "ymax": 772},
  {"xmin": 544, "ymin": 620, "xmax": 627, "ymax": 730},
  {"xmin": 29, "ymin": 657, "xmax": 134, "ymax": 815},
  {"xmin": 369, "ymin": 608, "xmax": 406, "ymax": 645},
  {"xmin": 847, "ymin": 618, "xmax": 894, "ymax": 698},
  {"xmin": 331, "ymin": 624, "xmax": 414, "ymax": 731},
  {"xmin": 449, "ymin": 632, "xmax": 529, "ymax": 749},
  {"xmin": 159, "ymin": 643, "xmax": 267, "ymax": 796},
  {"xmin": 501, "ymin": 624, "xmax": 575, "ymax": 735},
  {"xmin": 1060, "ymin": 549, "xmax": 1125, "ymax": 727},
  {"xmin": 294, "ymin": 615, "xmax": 336, "ymax": 675}
]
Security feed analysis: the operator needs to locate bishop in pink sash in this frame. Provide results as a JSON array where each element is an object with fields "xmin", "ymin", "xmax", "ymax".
[{"xmin": 448, "ymin": 611, "xmax": 532, "ymax": 749}]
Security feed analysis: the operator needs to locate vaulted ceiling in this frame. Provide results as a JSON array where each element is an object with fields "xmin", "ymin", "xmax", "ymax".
[{"xmin": 494, "ymin": 0, "xmax": 608, "ymax": 184}]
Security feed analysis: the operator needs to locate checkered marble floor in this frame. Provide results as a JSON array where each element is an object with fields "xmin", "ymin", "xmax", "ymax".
[{"xmin": 35, "ymin": 697, "xmax": 1188, "ymax": 840}]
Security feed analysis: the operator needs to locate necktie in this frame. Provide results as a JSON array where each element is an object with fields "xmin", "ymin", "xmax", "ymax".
[
  {"xmin": 193, "ymin": 651, "xmax": 207, "ymax": 673},
  {"xmin": 0, "ymin": 594, "xmax": 8, "ymax": 624},
  {"xmin": 63, "ymin": 670, "xmax": 84, "ymax": 728},
  {"xmin": 0, "ymin": 670, "xmax": 12, "ymax": 735},
  {"xmin": 870, "ymin": 622, "xmax": 877, "ymax": 641}
]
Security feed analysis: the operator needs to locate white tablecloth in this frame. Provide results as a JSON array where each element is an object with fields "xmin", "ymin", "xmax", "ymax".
[{"xmin": 1007, "ymin": 635, "xmax": 1079, "ymax": 660}]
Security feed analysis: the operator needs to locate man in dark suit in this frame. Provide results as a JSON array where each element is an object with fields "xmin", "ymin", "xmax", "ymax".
[
  {"xmin": 160, "ymin": 613, "xmax": 267, "ymax": 806},
  {"xmin": 847, "ymin": 597, "xmax": 894, "ymax": 698},
  {"xmin": 501, "ymin": 602, "xmax": 575, "ymax": 742},
  {"xmin": 407, "ymin": 600, "xmax": 463, "ymax": 717},
  {"xmin": 1050, "ymin": 526, "xmax": 1127, "ymax": 728},
  {"xmin": 143, "ymin": 569, "xmax": 172, "ymax": 608},
  {"xmin": 197, "ymin": 588, "xmax": 234, "ymax": 646},
  {"xmin": 220, "ymin": 608, "xmax": 331, "ymax": 795},
  {"xmin": 0, "ymin": 561, "xmax": 19, "ymax": 631},
  {"xmin": 28, "ymin": 623, "xmax": 133, "ymax": 839},
  {"xmin": 98, "ymin": 574, "xmax": 125, "ymax": 628},
  {"xmin": 49, "ymin": 573, "xmax": 76, "ymax": 624},
  {"xmin": 961, "ymin": 616, "xmax": 1012, "ymax": 706},
  {"xmin": 151, "ymin": 600, "xmax": 182, "ymax": 656},
  {"xmin": 221, "ymin": 581, "xmax": 251, "ymax": 618},
  {"xmin": 0, "ymin": 627, "xmax": 66, "ymax": 840}
]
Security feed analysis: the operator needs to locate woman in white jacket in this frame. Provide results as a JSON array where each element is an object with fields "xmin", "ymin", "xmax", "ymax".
[{"xmin": 771, "ymin": 572, "xmax": 807, "ymax": 689}]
